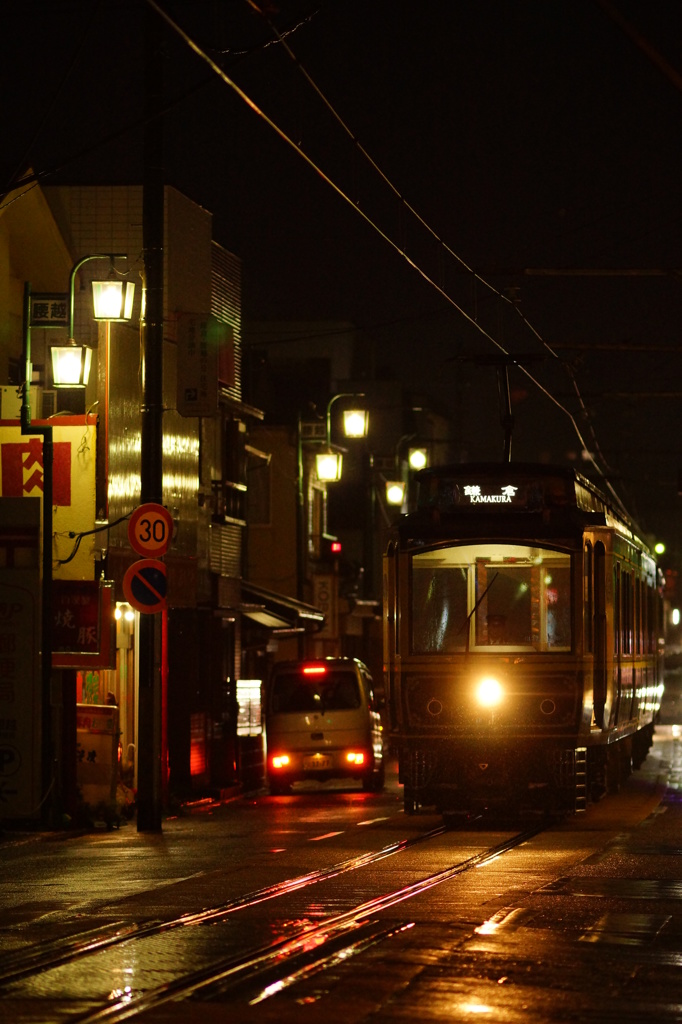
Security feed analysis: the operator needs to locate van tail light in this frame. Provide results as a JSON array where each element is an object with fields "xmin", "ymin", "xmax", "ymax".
[
  {"xmin": 271, "ymin": 754, "xmax": 291, "ymax": 770},
  {"xmin": 346, "ymin": 751, "xmax": 366, "ymax": 766}
]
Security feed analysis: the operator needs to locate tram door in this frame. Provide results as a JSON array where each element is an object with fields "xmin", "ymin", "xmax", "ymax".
[{"xmin": 593, "ymin": 541, "xmax": 607, "ymax": 728}]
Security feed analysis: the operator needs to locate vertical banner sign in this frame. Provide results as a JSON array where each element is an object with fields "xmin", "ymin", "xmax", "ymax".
[
  {"xmin": 176, "ymin": 312, "xmax": 235, "ymax": 417},
  {"xmin": 312, "ymin": 573, "xmax": 337, "ymax": 640},
  {"xmin": 176, "ymin": 312, "xmax": 215, "ymax": 417}
]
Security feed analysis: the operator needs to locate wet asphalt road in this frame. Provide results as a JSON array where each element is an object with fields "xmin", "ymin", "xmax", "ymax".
[{"xmin": 2, "ymin": 682, "xmax": 682, "ymax": 1022}]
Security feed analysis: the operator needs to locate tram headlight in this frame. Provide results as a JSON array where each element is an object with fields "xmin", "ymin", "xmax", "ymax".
[{"xmin": 475, "ymin": 676, "xmax": 505, "ymax": 708}]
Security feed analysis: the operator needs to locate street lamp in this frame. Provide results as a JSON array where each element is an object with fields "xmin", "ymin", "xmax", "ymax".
[
  {"xmin": 50, "ymin": 344, "xmax": 93, "ymax": 388},
  {"xmin": 408, "ymin": 446, "xmax": 428, "ymax": 471},
  {"xmin": 315, "ymin": 450, "xmax": 344, "ymax": 482},
  {"xmin": 91, "ymin": 276, "xmax": 136, "ymax": 321},
  {"xmin": 296, "ymin": 393, "xmax": 368, "ymax": 604},
  {"xmin": 21, "ymin": 253, "xmax": 132, "ymax": 826},
  {"xmin": 49, "ymin": 254, "xmax": 134, "ymax": 388},
  {"xmin": 385, "ymin": 480, "xmax": 406, "ymax": 506},
  {"xmin": 343, "ymin": 407, "xmax": 369, "ymax": 438},
  {"xmin": 314, "ymin": 393, "xmax": 368, "ymax": 482}
]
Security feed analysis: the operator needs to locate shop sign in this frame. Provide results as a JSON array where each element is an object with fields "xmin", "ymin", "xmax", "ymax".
[
  {"xmin": 30, "ymin": 293, "xmax": 68, "ymax": 327},
  {"xmin": 0, "ymin": 416, "xmax": 96, "ymax": 581},
  {"xmin": 176, "ymin": 312, "xmax": 234, "ymax": 417},
  {"xmin": 312, "ymin": 573, "xmax": 337, "ymax": 640},
  {"xmin": 51, "ymin": 580, "xmax": 116, "ymax": 669}
]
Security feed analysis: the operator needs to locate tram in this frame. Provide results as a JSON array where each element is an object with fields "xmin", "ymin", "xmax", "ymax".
[{"xmin": 383, "ymin": 463, "xmax": 664, "ymax": 817}]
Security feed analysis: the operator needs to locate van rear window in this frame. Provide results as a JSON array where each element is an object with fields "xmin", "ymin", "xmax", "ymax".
[{"xmin": 271, "ymin": 671, "xmax": 361, "ymax": 713}]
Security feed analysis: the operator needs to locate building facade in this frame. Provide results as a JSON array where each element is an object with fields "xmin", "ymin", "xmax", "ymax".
[{"xmin": 0, "ymin": 180, "xmax": 323, "ymax": 822}]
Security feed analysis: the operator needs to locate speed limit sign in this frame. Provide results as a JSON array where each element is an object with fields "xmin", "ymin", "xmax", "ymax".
[{"xmin": 128, "ymin": 503, "xmax": 174, "ymax": 557}]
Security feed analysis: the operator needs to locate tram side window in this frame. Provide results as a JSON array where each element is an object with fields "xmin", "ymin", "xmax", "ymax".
[
  {"xmin": 622, "ymin": 570, "xmax": 633, "ymax": 655},
  {"xmin": 412, "ymin": 566, "xmax": 468, "ymax": 652},
  {"xmin": 630, "ymin": 577, "xmax": 638, "ymax": 655},
  {"xmin": 584, "ymin": 543, "xmax": 594, "ymax": 653},
  {"xmin": 614, "ymin": 564, "xmax": 621, "ymax": 657},
  {"xmin": 646, "ymin": 583, "xmax": 655, "ymax": 654}
]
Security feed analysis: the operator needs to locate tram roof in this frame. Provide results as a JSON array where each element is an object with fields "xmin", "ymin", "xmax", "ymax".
[{"xmin": 401, "ymin": 461, "xmax": 653, "ymax": 557}]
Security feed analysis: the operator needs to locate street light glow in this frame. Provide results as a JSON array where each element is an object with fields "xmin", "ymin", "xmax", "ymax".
[
  {"xmin": 50, "ymin": 343, "xmax": 93, "ymax": 388},
  {"xmin": 315, "ymin": 450, "xmax": 343, "ymax": 481},
  {"xmin": 343, "ymin": 407, "xmax": 369, "ymax": 438},
  {"xmin": 92, "ymin": 278, "xmax": 136, "ymax": 321},
  {"xmin": 408, "ymin": 447, "xmax": 428, "ymax": 471},
  {"xmin": 386, "ymin": 480, "xmax": 406, "ymax": 506}
]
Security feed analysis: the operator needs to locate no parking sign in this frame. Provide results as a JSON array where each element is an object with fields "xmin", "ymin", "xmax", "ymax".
[{"xmin": 122, "ymin": 558, "xmax": 167, "ymax": 614}]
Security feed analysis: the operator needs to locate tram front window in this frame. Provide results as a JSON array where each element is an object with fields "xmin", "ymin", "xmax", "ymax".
[{"xmin": 412, "ymin": 543, "xmax": 571, "ymax": 653}]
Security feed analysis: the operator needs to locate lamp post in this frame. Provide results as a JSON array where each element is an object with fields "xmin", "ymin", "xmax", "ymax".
[
  {"xmin": 296, "ymin": 393, "xmax": 368, "ymax": 605},
  {"xmin": 383, "ymin": 435, "xmax": 429, "ymax": 512},
  {"xmin": 50, "ymin": 254, "xmax": 132, "ymax": 389},
  {"xmin": 20, "ymin": 254, "xmax": 133, "ymax": 826}
]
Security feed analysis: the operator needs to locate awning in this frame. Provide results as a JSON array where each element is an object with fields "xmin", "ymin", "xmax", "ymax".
[
  {"xmin": 242, "ymin": 608, "xmax": 291, "ymax": 630},
  {"xmin": 240, "ymin": 582, "xmax": 325, "ymax": 634}
]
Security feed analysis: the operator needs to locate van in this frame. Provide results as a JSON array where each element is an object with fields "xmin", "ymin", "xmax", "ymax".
[{"xmin": 265, "ymin": 657, "xmax": 385, "ymax": 794}]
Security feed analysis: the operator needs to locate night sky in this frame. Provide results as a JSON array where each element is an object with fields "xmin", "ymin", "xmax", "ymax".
[{"xmin": 3, "ymin": 1, "xmax": 682, "ymax": 555}]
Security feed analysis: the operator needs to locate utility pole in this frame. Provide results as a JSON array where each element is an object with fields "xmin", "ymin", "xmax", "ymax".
[
  {"xmin": 137, "ymin": 3, "xmax": 165, "ymax": 832},
  {"xmin": 21, "ymin": 283, "xmax": 56, "ymax": 827}
]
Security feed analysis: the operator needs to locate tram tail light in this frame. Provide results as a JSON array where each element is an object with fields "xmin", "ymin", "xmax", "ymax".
[
  {"xmin": 475, "ymin": 676, "xmax": 505, "ymax": 708},
  {"xmin": 271, "ymin": 754, "xmax": 291, "ymax": 770}
]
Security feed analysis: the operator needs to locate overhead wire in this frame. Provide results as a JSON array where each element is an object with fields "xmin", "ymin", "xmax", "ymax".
[
  {"xmin": 244, "ymin": 0, "xmax": 620, "ymax": 483},
  {"xmin": 146, "ymin": 0, "xmax": 627, "ymax": 510}
]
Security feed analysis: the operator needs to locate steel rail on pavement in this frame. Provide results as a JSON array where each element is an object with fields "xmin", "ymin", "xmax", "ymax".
[{"xmin": 71, "ymin": 825, "xmax": 544, "ymax": 1024}]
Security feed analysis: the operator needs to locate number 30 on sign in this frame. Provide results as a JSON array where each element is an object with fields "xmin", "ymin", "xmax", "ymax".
[{"xmin": 127, "ymin": 503, "xmax": 174, "ymax": 557}]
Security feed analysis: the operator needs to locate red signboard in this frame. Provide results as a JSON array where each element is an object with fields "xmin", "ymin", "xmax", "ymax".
[
  {"xmin": 51, "ymin": 580, "xmax": 116, "ymax": 669},
  {"xmin": 1, "ymin": 437, "xmax": 72, "ymax": 504}
]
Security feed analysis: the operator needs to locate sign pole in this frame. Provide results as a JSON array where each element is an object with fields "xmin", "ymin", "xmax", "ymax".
[
  {"xmin": 138, "ymin": 2, "xmax": 165, "ymax": 832},
  {"xmin": 21, "ymin": 283, "xmax": 58, "ymax": 827}
]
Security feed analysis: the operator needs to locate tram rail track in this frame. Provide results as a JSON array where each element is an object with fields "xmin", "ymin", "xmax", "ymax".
[
  {"xmin": 0, "ymin": 822, "xmax": 447, "ymax": 987},
  {"xmin": 1, "ymin": 823, "xmax": 545, "ymax": 1023}
]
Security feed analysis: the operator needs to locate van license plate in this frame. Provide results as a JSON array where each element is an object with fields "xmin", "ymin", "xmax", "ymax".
[{"xmin": 304, "ymin": 754, "xmax": 331, "ymax": 770}]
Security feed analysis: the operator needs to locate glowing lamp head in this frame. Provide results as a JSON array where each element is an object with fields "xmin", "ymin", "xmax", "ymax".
[
  {"xmin": 386, "ymin": 480, "xmax": 406, "ymax": 506},
  {"xmin": 51, "ymin": 343, "xmax": 93, "ymax": 387},
  {"xmin": 408, "ymin": 447, "xmax": 428, "ymax": 471},
  {"xmin": 476, "ymin": 676, "xmax": 504, "ymax": 708},
  {"xmin": 343, "ymin": 408, "xmax": 369, "ymax": 438},
  {"xmin": 315, "ymin": 450, "xmax": 343, "ymax": 482},
  {"xmin": 91, "ymin": 278, "xmax": 135, "ymax": 321}
]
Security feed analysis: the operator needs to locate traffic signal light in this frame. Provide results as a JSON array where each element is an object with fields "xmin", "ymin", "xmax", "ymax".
[{"xmin": 319, "ymin": 535, "xmax": 342, "ymax": 563}]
